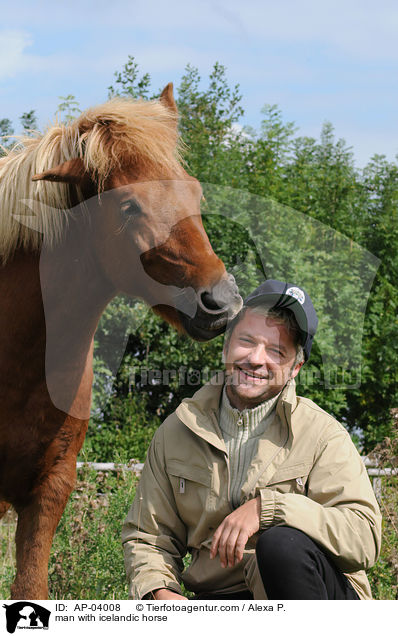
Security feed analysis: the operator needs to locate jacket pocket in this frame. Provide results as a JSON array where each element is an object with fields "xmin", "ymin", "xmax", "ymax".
[
  {"xmin": 167, "ymin": 459, "xmax": 211, "ymax": 486},
  {"xmin": 166, "ymin": 459, "xmax": 212, "ymax": 526},
  {"xmin": 265, "ymin": 462, "xmax": 313, "ymax": 494}
]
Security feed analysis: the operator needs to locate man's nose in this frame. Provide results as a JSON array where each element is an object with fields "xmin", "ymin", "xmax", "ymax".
[{"xmin": 248, "ymin": 344, "xmax": 268, "ymax": 366}]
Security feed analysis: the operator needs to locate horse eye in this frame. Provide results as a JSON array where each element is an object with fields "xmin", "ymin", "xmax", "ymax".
[{"xmin": 120, "ymin": 198, "xmax": 141, "ymax": 216}]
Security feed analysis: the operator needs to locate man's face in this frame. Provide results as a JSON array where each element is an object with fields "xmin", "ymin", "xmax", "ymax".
[{"xmin": 224, "ymin": 309, "xmax": 303, "ymax": 410}]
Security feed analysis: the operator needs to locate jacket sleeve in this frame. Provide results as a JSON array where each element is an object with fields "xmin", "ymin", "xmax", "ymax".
[
  {"xmin": 122, "ymin": 425, "xmax": 188, "ymax": 599},
  {"xmin": 258, "ymin": 423, "xmax": 382, "ymax": 573}
]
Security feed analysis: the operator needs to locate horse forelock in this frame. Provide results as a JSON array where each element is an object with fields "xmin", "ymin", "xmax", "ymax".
[
  {"xmin": 78, "ymin": 99, "xmax": 184, "ymax": 185},
  {"xmin": 0, "ymin": 97, "xmax": 185, "ymax": 263}
]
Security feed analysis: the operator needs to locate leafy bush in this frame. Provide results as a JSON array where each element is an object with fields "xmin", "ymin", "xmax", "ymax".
[
  {"xmin": 48, "ymin": 466, "xmax": 137, "ymax": 599},
  {"xmin": 0, "ymin": 507, "xmax": 17, "ymax": 597},
  {"xmin": 83, "ymin": 391, "xmax": 160, "ymax": 464},
  {"xmin": 367, "ymin": 417, "xmax": 398, "ymax": 599}
]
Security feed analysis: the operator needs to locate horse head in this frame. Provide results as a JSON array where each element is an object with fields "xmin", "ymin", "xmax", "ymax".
[{"xmin": 31, "ymin": 84, "xmax": 242, "ymax": 340}]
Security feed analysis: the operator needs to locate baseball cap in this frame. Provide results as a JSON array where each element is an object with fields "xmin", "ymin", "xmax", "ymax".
[{"xmin": 243, "ymin": 279, "xmax": 318, "ymax": 361}]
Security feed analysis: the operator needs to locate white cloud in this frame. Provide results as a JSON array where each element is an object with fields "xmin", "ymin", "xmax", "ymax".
[
  {"xmin": 220, "ymin": 0, "xmax": 398, "ymax": 62},
  {"xmin": 1, "ymin": 1, "xmax": 396, "ymax": 167},
  {"xmin": 0, "ymin": 30, "xmax": 33, "ymax": 79}
]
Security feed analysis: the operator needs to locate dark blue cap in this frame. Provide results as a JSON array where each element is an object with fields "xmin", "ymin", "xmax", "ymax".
[{"xmin": 243, "ymin": 279, "xmax": 318, "ymax": 361}]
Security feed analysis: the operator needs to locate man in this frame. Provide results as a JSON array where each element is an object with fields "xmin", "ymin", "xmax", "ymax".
[{"xmin": 122, "ymin": 279, "xmax": 381, "ymax": 600}]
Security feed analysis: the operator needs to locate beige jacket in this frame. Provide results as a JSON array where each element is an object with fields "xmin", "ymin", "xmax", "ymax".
[{"xmin": 122, "ymin": 375, "xmax": 382, "ymax": 600}]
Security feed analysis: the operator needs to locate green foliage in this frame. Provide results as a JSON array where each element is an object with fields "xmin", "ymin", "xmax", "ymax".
[
  {"xmin": 108, "ymin": 55, "xmax": 151, "ymax": 99},
  {"xmin": 20, "ymin": 110, "xmax": 38, "ymax": 135},
  {"xmin": 56, "ymin": 95, "xmax": 81, "ymax": 124},
  {"xmin": 0, "ymin": 111, "xmax": 39, "ymax": 157},
  {"xmin": 0, "ymin": 507, "xmax": 16, "ymax": 596},
  {"xmin": 48, "ymin": 466, "xmax": 137, "ymax": 599},
  {"xmin": 84, "ymin": 57, "xmax": 398, "ymax": 455},
  {"xmin": 368, "ymin": 482, "xmax": 398, "ymax": 600},
  {"xmin": 0, "ymin": 469, "xmax": 137, "ymax": 600},
  {"xmin": 84, "ymin": 391, "xmax": 160, "ymax": 464},
  {"xmin": 367, "ymin": 423, "xmax": 398, "ymax": 599},
  {"xmin": 0, "ymin": 118, "xmax": 15, "ymax": 155},
  {"xmin": 177, "ymin": 62, "xmax": 245, "ymax": 186}
]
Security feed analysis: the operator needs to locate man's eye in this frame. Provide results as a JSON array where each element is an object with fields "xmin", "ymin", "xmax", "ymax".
[{"xmin": 120, "ymin": 199, "xmax": 141, "ymax": 217}]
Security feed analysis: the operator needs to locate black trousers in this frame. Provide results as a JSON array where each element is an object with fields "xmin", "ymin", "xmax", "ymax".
[
  {"xmin": 195, "ymin": 527, "xmax": 359, "ymax": 600},
  {"xmin": 255, "ymin": 526, "xmax": 359, "ymax": 600}
]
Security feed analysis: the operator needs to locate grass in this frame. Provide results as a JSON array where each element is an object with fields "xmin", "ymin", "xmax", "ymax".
[
  {"xmin": 0, "ymin": 506, "xmax": 17, "ymax": 595},
  {"xmin": 366, "ymin": 423, "xmax": 398, "ymax": 600},
  {"xmin": 0, "ymin": 467, "xmax": 137, "ymax": 600},
  {"xmin": 367, "ymin": 479, "xmax": 398, "ymax": 599}
]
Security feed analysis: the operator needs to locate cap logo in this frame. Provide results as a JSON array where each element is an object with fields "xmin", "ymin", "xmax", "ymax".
[{"xmin": 286, "ymin": 286, "xmax": 305, "ymax": 305}]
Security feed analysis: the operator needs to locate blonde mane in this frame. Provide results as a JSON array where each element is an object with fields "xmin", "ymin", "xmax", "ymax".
[{"xmin": 0, "ymin": 97, "xmax": 184, "ymax": 263}]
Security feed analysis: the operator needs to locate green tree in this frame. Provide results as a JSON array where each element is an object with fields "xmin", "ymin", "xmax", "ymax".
[
  {"xmin": 20, "ymin": 110, "xmax": 38, "ymax": 135},
  {"xmin": 56, "ymin": 95, "xmax": 81, "ymax": 124},
  {"xmin": 108, "ymin": 55, "xmax": 151, "ymax": 99},
  {"xmin": 177, "ymin": 62, "xmax": 245, "ymax": 186},
  {"xmin": 244, "ymin": 104, "xmax": 296, "ymax": 199},
  {"xmin": 348, "ymin": 156, "xmax": 398, "ymax": 449},
  {"xmin": 0, "ymin": 118, "xmax": 14, "ymax": 155},
  {"xmin": 89, "ymin": 57, "xmax": 397, "ymax": 456}
]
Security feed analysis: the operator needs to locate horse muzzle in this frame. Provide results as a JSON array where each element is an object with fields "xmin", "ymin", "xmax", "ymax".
[{"xmin": 178, "ymin": 274, "xmax": 243, "ymax": 341}]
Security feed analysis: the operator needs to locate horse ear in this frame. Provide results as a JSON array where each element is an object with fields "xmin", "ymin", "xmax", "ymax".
[
  {"xmin": 32, "ymin": 158, "xmax": 86, "ymax": 184},
  {"xmin": 160, "ymin": 83, "xmax": 178, "ymax": 116}
]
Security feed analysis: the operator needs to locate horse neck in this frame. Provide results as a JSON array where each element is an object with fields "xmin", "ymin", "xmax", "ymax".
[
  {"xmin": 41, "ymin": 236, "xmax": 115, "ymax": 353},
  {"xmin": 0, "ymin": 251, "xmax": 46, "ymax": 380},
  {"xmin": 38, "ymin": 227, "xmax": 116, "ymax": 420}
]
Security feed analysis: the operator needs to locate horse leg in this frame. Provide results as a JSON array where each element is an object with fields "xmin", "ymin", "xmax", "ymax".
[
  {"xmin": 0, "ymin": 501, "xmax": 11, "ymax": 519},
  {"xmin": 10, "ymin": 454, "xmax": 79, "ymax": 600}
]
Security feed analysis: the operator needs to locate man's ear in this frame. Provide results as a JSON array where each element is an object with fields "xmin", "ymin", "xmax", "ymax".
[
  {"xmin": 221, "ymin": 340, "xmax": 228, "ymax": 364},
  {"xmin": 291, "ymin": 360, "xmax": 304, "ymax": 380},
  {"xmin": 32, "ymin": 158, "xmax": 86, "ymax": 185}
]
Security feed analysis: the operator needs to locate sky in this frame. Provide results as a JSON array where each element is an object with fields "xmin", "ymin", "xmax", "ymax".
[{"xmin": 1, "ymin": 0, "xmax": 397, "ymax": 168}]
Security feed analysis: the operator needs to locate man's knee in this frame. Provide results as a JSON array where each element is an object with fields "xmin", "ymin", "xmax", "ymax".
[{"xmin": 256, "ymin": 526, "xmax": 312, "ymax": 573}]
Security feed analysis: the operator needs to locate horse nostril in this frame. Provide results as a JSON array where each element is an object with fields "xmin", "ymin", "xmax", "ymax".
[{"xmin": 200, "ymin": 291, "xmax": 223, "ymax": 312}]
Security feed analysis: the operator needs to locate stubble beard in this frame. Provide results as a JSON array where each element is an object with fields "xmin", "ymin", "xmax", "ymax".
[
  {"xmin": 225, "ymin": 368, "xmax": 278, "ymax": 410},
  {"xmin": 225, "ymin": 365, "xmax": 294, "ymax": 410}
]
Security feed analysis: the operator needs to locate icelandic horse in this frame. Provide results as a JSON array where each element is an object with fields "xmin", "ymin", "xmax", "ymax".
[{"xmin": 0, "ymin": 84, "xmax": 242, "ymax": 599}]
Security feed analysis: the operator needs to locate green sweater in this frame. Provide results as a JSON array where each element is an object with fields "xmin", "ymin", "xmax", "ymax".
[{"xmin": 219, "ymin": 387, "xmax": 279, "ymax": 508}]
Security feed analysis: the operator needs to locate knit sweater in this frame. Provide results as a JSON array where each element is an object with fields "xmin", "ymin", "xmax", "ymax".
[{"xmin": 219, "ymin": 387, "xmax": 280, "ymax": 508}]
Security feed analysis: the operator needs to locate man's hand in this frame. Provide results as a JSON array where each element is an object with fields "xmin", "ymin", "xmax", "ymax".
[
  {"xmin": 153, "ymin": 588, "xmax": 188, "ymax": 600},
  {"xmin": 210, "ymin": 496, "xmax": 261, "ymax": 568}
]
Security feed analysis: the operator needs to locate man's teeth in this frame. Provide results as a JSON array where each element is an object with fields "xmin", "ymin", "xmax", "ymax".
[{"xmin": 241, "ymin": 370, "xmax": 266, "ymax": 379}]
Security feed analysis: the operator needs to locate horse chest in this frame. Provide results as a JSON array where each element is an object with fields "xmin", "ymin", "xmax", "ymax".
[{"xmin": 0, "ymin": 409, "xmax": 87, "ymax": 506}]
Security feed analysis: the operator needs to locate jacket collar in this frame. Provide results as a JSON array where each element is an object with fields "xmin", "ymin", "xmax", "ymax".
[
  {"xmin": 276, "ymin": 377, "xmax": 298, "ymax": 429},
  {"xmin": 175, "ymin": 372, "xmax": 298, "ymax": 451},
  {"xmin": 176, "ymin": 372, "xmax": 226, "ymax": 452}
]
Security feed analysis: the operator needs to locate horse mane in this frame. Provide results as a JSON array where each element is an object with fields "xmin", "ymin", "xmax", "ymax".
[{"xmin": 0, "ymin": 97, "xmax": 184, "ymax": 263}]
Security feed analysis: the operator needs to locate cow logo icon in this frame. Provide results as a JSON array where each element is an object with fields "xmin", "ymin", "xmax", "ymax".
[{"xmin": 3, "ymin": 602, "xmax": 50, "ymax": 633}]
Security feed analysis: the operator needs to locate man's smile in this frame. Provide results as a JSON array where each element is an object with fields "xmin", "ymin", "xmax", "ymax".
[
  {"xmin": 223, "ymin": 310, "xmax": 304, "ymax": 410},
  {"xmin": 233, "ymin": 365, "xmax": 272, "ymax": 383}
]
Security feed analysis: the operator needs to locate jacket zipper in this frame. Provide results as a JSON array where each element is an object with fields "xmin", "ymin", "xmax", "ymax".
[
  {"xmin": 244, "ymin": 401, "xmax": 291, "ymax": 495},
  {"xmin": 210, "ymin": 408, "xmax": 233, "ymax": 513}
]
